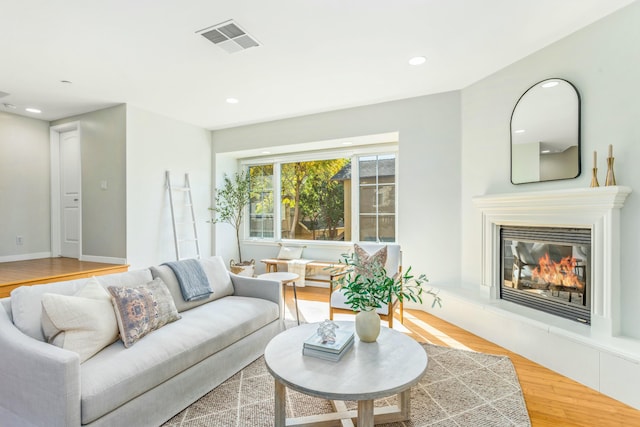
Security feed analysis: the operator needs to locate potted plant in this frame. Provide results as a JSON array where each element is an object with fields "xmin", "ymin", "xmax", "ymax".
[
  {"xmin": 334, "ymin": 251, "xmax": 441, "ymax": 342},
  {"xmin": 209, "ymin": 171, "xmax": 255, "ymax": 276}
]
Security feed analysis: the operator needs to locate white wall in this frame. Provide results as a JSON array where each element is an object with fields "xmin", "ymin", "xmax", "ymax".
[
  {"xmin": 426, "ymin": 1, "xmax": 640, "ymax": 409},
  {"xmin": 126, "ymin": 106, "xmax": 212, "ymax": 270},
  {"xmin": 212, "ymin": 92, "xmax": 462, "ymax": 284},
  {"xmin": 459, "ymin": 1, "xmax": 640, "ymax": 339},
  {"xmin": 0, "ymin": 112, "xmax": 51, "ymax": 260}
]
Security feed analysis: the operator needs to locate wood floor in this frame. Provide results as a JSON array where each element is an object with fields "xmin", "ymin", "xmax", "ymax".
[
  {"xmin": 289, "ymin": 286, "xmax": 640, "ymax": 427},
  {"xmin": 0, "ymin": 257, "xmax": 128, "ymax": 298}
]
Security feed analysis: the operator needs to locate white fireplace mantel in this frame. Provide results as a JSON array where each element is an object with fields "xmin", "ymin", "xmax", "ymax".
[{"xmin": 472, "ymin": 186, "xmax": 632, "ymax": 338}]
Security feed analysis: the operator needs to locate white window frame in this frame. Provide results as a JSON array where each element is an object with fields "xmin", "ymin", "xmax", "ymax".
[{"xmin": 241, "ymin": 144, "xmax": 398, "ymax": 244}]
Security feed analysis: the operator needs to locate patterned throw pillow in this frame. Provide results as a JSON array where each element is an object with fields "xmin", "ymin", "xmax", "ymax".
[
  {"xmin": 108, "ymin": 278, "xmax": 181, "ymax": 348},
  {"xmin": 353, "ymin": 244, "xmax": 388, "ymax": 279}
]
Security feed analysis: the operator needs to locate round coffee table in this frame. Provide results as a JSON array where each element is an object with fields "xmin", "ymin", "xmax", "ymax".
[
  {"xmin": 258, "ymin": 272, "xmax": 301, "ymax": 325},
  {"xmin": 264, "ymin": 321, "xmax": 428, "ymax": 427}
]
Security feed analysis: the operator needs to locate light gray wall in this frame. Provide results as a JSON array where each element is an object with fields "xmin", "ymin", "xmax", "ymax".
[
  {"xmin": 212, "ymin": 92, "xmax": 462, "ymax": 285},
  {"xmin": 0, "ymin": 112, "xmax": 51, "ymax": 259},
  {"xmin": 51, "ymin": 105, "xmax": 127, "ymax": 260},
  {"xmin": 126, "ymin": 106, "xmax": 212, "ymax": 270},
  {"xmin": 460, "ymin": 1, "xmax": 640, "ymax": 338}
]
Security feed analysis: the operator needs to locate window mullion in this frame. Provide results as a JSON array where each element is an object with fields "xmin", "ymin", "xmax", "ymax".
[
  {"xmin": 352, "ymin": 153, "xmax": 360, "ymax": 242},
  {"xmin": 274, "ymin": 162, "xmax": 282, "ymax": 241}
]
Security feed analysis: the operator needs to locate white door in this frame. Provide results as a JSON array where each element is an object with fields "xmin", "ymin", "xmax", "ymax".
[{"xmin": 59, "ymin": 130, "xmax": 81, "ymax": 258}]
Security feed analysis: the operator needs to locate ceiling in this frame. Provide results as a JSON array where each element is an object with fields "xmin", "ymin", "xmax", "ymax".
[{"xmin": 0, "ymin": 0, "xmax": 635, "ymax": 130}]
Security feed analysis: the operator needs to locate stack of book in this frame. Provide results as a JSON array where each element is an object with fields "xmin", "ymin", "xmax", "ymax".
[{"xmin": 302, "ymin": 328, "xmax": 355, "ymax": 362}]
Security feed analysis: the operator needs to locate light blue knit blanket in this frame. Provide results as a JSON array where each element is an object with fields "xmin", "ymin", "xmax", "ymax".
[{"xmin": 163, "ymin": 259, "xmax": 212, "ymax": 301}]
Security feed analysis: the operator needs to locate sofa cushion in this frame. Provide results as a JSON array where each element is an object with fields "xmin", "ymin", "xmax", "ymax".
[
  {"xmin": 11, "ymin": 269, "xmax": 153, "ymax": 342},
  {"xmin": 79, "ymin": 296, "xmax": 279, "ymax": 424},
  {"xmin": 108, "ymin": 278, "xmax": 181, "ymax": 348},
  {"xmin": 150, "ymin": 256, "xmax": 234, "ymax": 313},
  {"xmin": 41, "ymin": 277, "xmax": 119, "ymax": 363}
]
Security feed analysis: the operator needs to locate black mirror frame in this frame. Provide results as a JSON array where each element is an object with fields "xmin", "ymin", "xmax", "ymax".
[{"xmin": 510, "ymin": 78, "xmax": 581, "ymax": 185}]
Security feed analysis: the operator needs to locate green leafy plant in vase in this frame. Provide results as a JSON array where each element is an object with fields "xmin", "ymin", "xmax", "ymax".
[{"xmin": 333, "ymin": 251, "xmax": 441, "ymax": 342}]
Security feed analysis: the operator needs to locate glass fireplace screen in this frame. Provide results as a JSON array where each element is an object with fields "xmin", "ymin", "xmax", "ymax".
[{"xmin": 500, "ymin": 226, "xmax": 591, "ymax": 324}]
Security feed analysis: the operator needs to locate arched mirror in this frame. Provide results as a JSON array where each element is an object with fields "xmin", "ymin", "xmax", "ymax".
[{"xmin": 510, "ymin": 78, "xmax": 581, "ymax": 184}]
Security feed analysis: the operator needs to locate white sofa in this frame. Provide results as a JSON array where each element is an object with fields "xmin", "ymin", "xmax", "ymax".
[{"xmin": 0, "ymin": 256, "xmax": 284, "ymax": 427}]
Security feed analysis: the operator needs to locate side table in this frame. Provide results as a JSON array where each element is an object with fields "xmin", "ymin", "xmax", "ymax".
[{"xmin": 258, "ymin": 272, "xmax": 301, "ymax": 325}]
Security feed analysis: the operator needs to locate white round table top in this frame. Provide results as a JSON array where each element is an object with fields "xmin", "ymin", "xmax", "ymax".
[
  {"xmin": 258, "ymin": 272, "xmax": 300, "ymax": 283},
  {"xmin": 264, "ymin": 321, "xmax": 428, "ymax": 401}
]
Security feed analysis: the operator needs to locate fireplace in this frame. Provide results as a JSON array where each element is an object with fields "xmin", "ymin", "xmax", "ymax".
[
  {"xmin": 473, "ymin": 186, "xmax": 630, "ymax": 338},
  {"xmin": 500, "ymin": 226, "xmax": 591, "ymax": 324}
]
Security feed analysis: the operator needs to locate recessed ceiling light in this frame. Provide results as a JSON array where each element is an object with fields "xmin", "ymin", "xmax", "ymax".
[
  {"xmin": 25, "ymin": 107, "xmax": 41, "ymax": 114},
  {"xmin": 226, "ymin": 98, "xmax": 239, "ymax": 104},
  {"xmin": 342, "ymin": 141, "xmax": 353, "ymax": 146},
  {"xmin": 542, "ymin": 81, "xmax": 559, "ymax": 88},
  {"xmin": 261, "ymin": 151, "xmax": 271, "ymax": 154},
  {"xmin": 514, "ymin": 129, "xmax": 526, "ymax": 134},
  {"xmin": 541, "ymin": 149, "xmax": 551, "ymax": 154},
  {"xmin": 408, "ymin": 56, "xmax": 426, "ymax": 66}
]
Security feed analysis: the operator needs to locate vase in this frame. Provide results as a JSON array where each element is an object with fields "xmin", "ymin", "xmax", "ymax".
[
  {"xmin": 230, "ymin": 259, "xmax": 255, "ymax": 277},
  {"xmin": 355, "ymin": 308, "xmax": 381, "ymax": 342}
]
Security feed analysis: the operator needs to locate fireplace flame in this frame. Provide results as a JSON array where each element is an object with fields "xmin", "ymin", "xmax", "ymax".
[{"xmin": 532, "ymin": 253, "xmax": 584, "ymax": 290}]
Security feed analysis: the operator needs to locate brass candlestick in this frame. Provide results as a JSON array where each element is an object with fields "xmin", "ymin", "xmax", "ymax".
[
  {"xmin": 590, "ymin": 150, "xmax": 599, "ymax": 187},
  {"xmin": 605, "ymin": 144, "xmax": 616, "ymax": 186},
  {"xmin": 590, "ymin": 167, "xmax": 600, "ymax": 187}
]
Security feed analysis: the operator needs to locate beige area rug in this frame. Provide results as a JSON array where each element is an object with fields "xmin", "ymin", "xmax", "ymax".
[{"xmin": 163, "ymin": 343, "xmax": 531, "ymax": 427}]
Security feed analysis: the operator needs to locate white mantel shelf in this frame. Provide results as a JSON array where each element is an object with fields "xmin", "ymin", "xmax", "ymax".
[{"xmin": 472, "ymin": 185, "xmax": 631, "ymax": 212}]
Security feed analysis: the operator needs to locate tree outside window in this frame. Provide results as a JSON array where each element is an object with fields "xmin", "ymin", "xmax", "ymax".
[
  {"xmin": 246, "ymin": 151, "xmax": 396, "ymax": 243},
  {"xmin": 281, "ymin": 158, "xmax": 349, "ymax": 240}
]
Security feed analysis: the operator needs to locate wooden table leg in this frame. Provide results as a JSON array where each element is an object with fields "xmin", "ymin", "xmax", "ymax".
[
  {"xmin": 398, "ymin": 388, "xmax": 411, "ymax": 419},
  {"xmin": 358, "ymin": 399, "xmax": 374, "ymax": 427},
  {"xmin": 275, "ymin": 379, "xmax": 286, "ymax": 427}
]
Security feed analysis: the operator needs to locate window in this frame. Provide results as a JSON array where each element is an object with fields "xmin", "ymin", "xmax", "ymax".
[
  {"xmin": 248, "ymin": 164, "xmax": 274, "ymax": 238},
  {"xmin": 245, "ymin": 151, "xmax": 396, "ymax": 243},
  {"xmin": 358, "ymin": 155, "xmax": 396, "ymax": 242},
  {"xmin": 281, "ymin": 158, "xmax": 349, "ymax": 240}
]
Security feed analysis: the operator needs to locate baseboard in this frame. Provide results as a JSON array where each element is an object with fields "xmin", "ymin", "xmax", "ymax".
[
  {"xmin": 80, "ymin": 255, "xmax": 127, "ymax": 264},
  {"xmin": 0, "ymin": 252, "xmax": 52, "ymax": 263}
]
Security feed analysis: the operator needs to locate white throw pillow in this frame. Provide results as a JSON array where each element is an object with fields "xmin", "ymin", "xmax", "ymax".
[
  {"xmin": 41, "ymin": 277, "xmax": 119, "ymax": 363},
  {"xmin": 277, "ymin": 246, "xmax": 304, "ymax": 260}
]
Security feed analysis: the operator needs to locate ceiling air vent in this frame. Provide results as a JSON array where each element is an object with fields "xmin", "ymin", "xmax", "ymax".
[{"xmin": 197, "ymin": 20, "xmax": 259, "ymax": 54}]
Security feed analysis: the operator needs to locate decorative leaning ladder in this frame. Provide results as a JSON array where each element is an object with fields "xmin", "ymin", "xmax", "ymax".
[{"xmin": 165, "ymin": 171, "xmax": 200, "ymax": 261}]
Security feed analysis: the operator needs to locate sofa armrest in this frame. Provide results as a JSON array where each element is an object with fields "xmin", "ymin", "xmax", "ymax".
[
  {"xmin": 230, "ymin": 273, "xmax": 283, "ymax": 311},
  {"xmin": 0, "ymin": 302, "xmax": 81, "ymax": 427}
]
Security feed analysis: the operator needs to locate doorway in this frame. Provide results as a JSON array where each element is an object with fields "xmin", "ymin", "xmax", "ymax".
[{"xmin": 50, "ymin": 122, "xmax": 81, "ymax": 259}]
